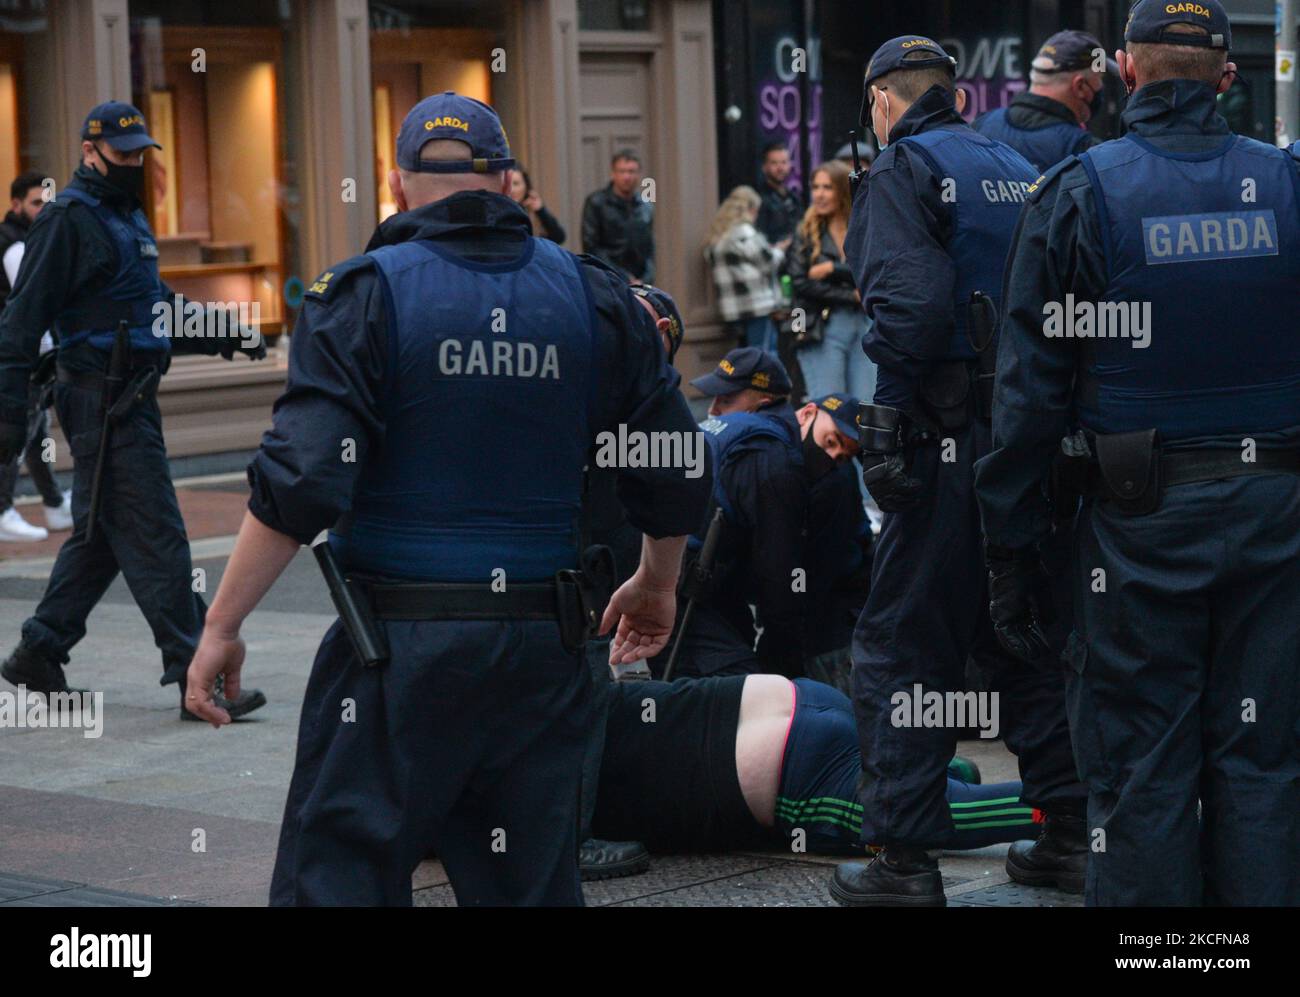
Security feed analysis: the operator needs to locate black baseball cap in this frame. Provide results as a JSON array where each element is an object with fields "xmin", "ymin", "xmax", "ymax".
[
  {"xmin": 690, "ymin": 347, "xmax": 792, "ymax": 397},
  {"xmin": 82, "ymin": 101, "xmax": 161, "ymax": 152},
  {"xmin": 1032, "ymin": 30, "xmax": 1111, "ymax": 73},
  {"xmin": 860, "ymin": 36, "xmax": 957, "ymax": 125},
  {"xmin": 630, "ymin": 284, "xmax": 685, "ymax": 361},
  {"xmin": 811, "ymin": 394, "xmax": 861, "ymax": 441},
  {"xmin": 1124, "ymin": 0, "xmax": 1231, "ymax": 50},
  {"xmin": 397, "ymin": 91, "xmax": 515, "ymax": 173}
]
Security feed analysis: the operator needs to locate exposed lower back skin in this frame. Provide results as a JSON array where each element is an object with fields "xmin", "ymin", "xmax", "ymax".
[{"xmin": 735, "ymin": 674, "xmax": 796, "ymax": 826}]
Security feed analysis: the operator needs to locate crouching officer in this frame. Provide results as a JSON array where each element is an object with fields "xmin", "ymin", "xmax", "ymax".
[
  {"xmin": 976, "ymin": 0, "xmax": 1300, "ymax": 906},
  {"xmin": 185, "ymin": 92, "xmax": 708, "ymax": 906},
  {"xmin": 0, "ymin": 101, "xmax": 266, "ymax": 718},
  {"xmin": 831, "ymin": 37, "xmax": 1086, "ymax": 907},
  {"xmin": 973, "ymin": 30, "xmax": 1109, "ymax": 172},
  {"xmin": 666, "ymin": 352, "xmax": 857, "ymax": 679}
]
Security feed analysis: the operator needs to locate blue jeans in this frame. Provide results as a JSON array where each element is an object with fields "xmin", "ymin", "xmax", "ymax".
[
  {"xmin": 740, "ymin": 314, "xmax": 776, "ymax": 353},
  {"xmin": 797, "ymin": 307, "xmax": 876, "ymax": 404}
]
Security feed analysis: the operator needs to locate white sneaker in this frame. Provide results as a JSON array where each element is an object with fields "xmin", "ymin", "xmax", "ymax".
[
  {"xmin": 0, "ymin": 507, "xmax": 48, "ymax": 542},
  {"xmin": 44, "ymin": 490, "xmax": 72, "ymax": 531}
]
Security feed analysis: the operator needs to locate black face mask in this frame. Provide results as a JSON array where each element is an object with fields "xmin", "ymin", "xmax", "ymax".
[
  {"xmin": 98, "ymin": 154, "xmax": 145, "ymax": 203},
  {"xmin": 1088, "ymin": 83, "xmax": 1104, "ymax": 119},
  {"xmin": 802, "ymin": 416, "xmax": 838, "ymax": 482}
]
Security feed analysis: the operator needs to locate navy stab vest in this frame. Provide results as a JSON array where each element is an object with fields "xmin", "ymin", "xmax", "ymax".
[
  {"xmin": 1076, "ymin": 134, "xmax": 1300, "ymax": 440},
  {"xmin": 895, "ymin": 128, "xmax": 1036, "ymax": 360},
  {"xmin": 53, "ymin": 185, "xmax": 169, "ymax": 353},
  {"xmin": 695, "ymin": 410, "xmax": 802, "ymax": 538},
  {"xmin": 973, "ymin": 106, "xmax": 1090, "ymax": 173},
  {"xmin": 330, "ymin": 236, "xmax": 596, "ymax": 582}
]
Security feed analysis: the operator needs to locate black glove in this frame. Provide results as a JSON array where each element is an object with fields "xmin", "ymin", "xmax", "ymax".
[
  {"xmin": 860, "ymin": 451, "xmax": 923, "ymax": 512},
  {"xmin": 218, "ymin": 333, "xmax": 267, "ymax": 362},
  {"xmin": 857, "ymin": 402, "xmax": 924, "ymax": 512},
  {"xmin": 0, "ymin": 420, "xmax": 26, "ymax": 464},
  {"xmin": 986, "ymin": 542, "xmax": 1055, "ymax": 664}
]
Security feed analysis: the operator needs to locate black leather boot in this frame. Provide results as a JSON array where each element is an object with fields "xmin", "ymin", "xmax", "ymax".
[
  {"xmin": 578, "ymin": 839, "xmax": 650, "ymax": 881},
  {"xmin": 830, "ymin": 845, "xmax": 945, "ymax": 907},
  {"xmin": 180, "ymin": 674, "xmax": 267, "ymax": 721},
  {"xmin": 1, "ymin": 642, "xmax": 83, "ymax": 697},
  {"xmin": 1006, "ymin": 813, "xmax": 1087, "ymax": 894}
]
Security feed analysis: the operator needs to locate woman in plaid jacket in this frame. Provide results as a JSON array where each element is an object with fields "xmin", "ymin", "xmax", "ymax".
[{"xmin": 704, "ymin": 186, "xmax": 783, "ymax": 353}]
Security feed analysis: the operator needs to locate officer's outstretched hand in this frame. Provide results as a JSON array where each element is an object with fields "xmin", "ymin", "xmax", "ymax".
[
  {"xmin": 601, "ymin": 573, "xmax": 677, "ymax": 665},
  {"xmin": 185, "ymin": 624, "xmax": 247, "ymax": 727},
  {"xmin": 860, "ymin": 452, "xmax": 923, "ymax": 513},
  {"xmin": 985, "ymin": 543, "xmax": 1055, "ymax": 665}
]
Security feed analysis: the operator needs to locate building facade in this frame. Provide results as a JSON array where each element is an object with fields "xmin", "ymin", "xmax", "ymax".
[
  {"xmin": 0, "ymin": 0, "xmax": 1293, "ymax": 467},
  {"xmin": 1, "ymin": 0, "xmax": 720, "ymax": 464}
]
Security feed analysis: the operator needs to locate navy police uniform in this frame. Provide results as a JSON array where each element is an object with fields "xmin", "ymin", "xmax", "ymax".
[
  {"xmin": 261, "ymin": 94, "xmax": 706, "ymax": 905},
  {"xmin": 976, "ymin": 0, "xmax": 1300, "ymax": 906},
  {"xmin": 672, "ymin": 401, "xmax": 807, "ymax": 678},
  {"xmin": 0, "ymin": 103, "xmax": 260, "ymax": 696},
  {"xmin": 973, "ymin": 30, "xmax": 1106, "ymax": 172},
  {"xmin": 846, "ymin": 41, "xmax": 1085, "ymax": 854}
]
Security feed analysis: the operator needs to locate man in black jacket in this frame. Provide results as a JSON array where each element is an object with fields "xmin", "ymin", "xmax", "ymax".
[{"xmin": 581, "ymin": 149, "xmax": 654, "ymax": 282}]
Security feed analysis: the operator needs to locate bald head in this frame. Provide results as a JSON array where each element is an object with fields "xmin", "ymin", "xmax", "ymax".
[{"xmin": 388, "ymin": 139, "xmax": 511, "ymax": 211}]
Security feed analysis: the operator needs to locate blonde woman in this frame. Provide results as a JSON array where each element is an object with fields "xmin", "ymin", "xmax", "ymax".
[
  {"xmin": 784, "ymin": 160, "xmax": 876, "ymax": 403},
  {"xmin": 704, "ymin": 185, "xmax": 783, "ymax": 352}
]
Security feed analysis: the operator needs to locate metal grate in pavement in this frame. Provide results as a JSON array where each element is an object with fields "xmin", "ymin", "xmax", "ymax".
[{"xmin": 948, "ymin": 881, "xmax": 1082, "ymax": 907}]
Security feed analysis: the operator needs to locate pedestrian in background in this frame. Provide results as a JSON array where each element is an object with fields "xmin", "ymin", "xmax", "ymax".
[
  {"xmin": 755, "ymin": 140, "xmax": 803, "ymax": 250},
  {"xmin": 0, "ymin": 170, "xmax": 69, "ymax": 542},
  {"xmin": 704, "ymin": 185, "xmax": 782, "ymax": 353},
  {"xmin": 784, "ymin": 160, "xmax": 875, "ymax": 404},
  {"xmin": 509, "ymin": 164, "xmax": 566, "ymax": 244},
  {"xmin": 582, "ymin": 149, "xmax": 654, "ymax": 283}
]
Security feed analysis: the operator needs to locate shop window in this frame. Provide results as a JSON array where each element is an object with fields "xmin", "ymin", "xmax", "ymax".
[
  {"xmin": 579, "ymin": 0, "xmax": 652, "ymax": 32},
  {"xmin": 368, "ymin": 2, "xmax": 509, "ymax": 225},
  {"xmin": 0, "ymin": 9, "xmax": 61, "ymax": 184},
  {"xmin": 131, "ymin": 14, "xmax": 291, "ymax": 338}
]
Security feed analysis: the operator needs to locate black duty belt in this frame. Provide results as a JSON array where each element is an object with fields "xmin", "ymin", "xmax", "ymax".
[
  {"xmin": 362, "ymin": 579, "xmax": 567, "ymax": 622},
  {"xmin": 1158, "ymin": 448, "xmax": 1300, "ymax": 486},
  {"xmin": 57, "ymin": 364, "xmax": 162, "ymax": 392}
]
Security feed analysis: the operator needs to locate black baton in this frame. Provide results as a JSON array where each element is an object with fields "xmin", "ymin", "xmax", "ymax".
[
  {"xmin": 312, "ymin": 539, "xmax": 390, "ymax": 667},
  {"xmin": 662, "ymin": 507, "xmax": 724, "ymax": 682}
]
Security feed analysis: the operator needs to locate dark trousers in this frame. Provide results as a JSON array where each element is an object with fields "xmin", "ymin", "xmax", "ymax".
[
  {"xmin": 852, "ymin": 418, "xmax": 1085, "ymax": 849},
  {"xmin": 270, "ymin": 619, "xmax": 591, "ymax": 906},
  {"xmin": 20, "ymin": 377, "xmax": 203, "ymax": 684},
  {"xmin": 580, "ymin": 636, "xmax": 613, "ymax": 841},
  {"xmin": 1069, "ymin": 476, "xmax": 1300, "ymax": 906},
  {"xmin": 0, "ymin": 383, "xmax": 62, "ymax": 510}
]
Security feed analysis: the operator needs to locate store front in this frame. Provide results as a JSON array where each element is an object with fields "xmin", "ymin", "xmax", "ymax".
[{"xmin": 6, "ymin": 0, "xmax": 720, "ymax": 466}]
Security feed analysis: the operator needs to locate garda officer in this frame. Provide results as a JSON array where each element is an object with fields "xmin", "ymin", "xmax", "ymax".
[
  {"xmin": 973, "ymin": 30, "xmax": 1110, "ymax": 172},
  {"xmin": 669, "ymin": 353, "xmax": 857, "ymax": 680},
  {"xmin": 692, "ymin": 345, "xmax": 792, "ymax": 417},
  {"xmin": 185, "ymin": 92, "xmax": 708, "ymax": 906},
  {"xmin": 0, "ymin": 101, "xmax": 265, "ymax": 718},
  {"xmin": 576, "ymin": 283, "xmax": 683, "ymax": 883},
  {"xmin": 976, "ymin": 1, "xmax": 1300, "ymax": 906},
  {"xmin": 832, "ymin": 37, "xmax": 1086, "ymax": 906}
]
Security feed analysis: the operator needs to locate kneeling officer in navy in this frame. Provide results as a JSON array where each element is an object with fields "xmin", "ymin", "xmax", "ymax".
[{"xmin": 185, "ymin": 92, "xmax": 708, "ymax": 906}]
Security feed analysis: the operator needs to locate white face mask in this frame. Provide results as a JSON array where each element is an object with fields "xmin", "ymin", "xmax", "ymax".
[{"xmin": 873, "ymin": 89, "xmax": 891, "ymax": 151}]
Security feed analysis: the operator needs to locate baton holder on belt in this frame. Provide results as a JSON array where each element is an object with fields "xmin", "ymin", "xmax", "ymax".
[{"xmin": 312, "ymin": 540, "xmax": 390, "ymax": 667}]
